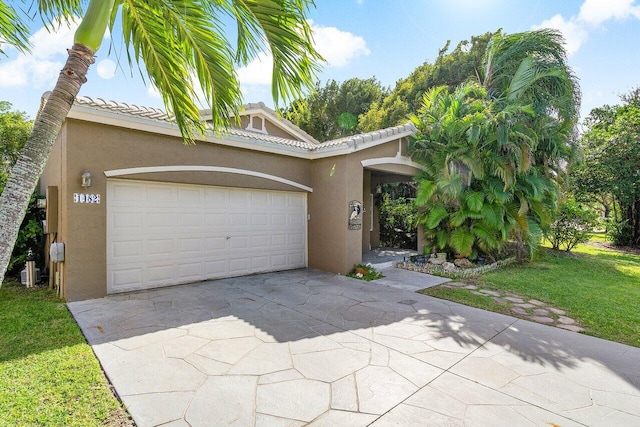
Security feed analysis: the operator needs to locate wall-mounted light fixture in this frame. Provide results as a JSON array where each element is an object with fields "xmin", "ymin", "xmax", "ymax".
[
  {"xmin": 376, "ymin": 184, "xmax": 382, "ymax": 194},
  {"xmin": 81, "ymin": 171, "xmax": 92, "ymax": 188}
]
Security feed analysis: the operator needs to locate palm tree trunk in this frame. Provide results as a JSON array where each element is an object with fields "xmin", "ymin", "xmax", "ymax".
[{"xmin": 0, "ymin": 44, "xmax": 94, "ymax": 287}]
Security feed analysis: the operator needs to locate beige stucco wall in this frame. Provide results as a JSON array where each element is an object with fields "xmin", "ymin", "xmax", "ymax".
[
  {"xmin": 45, "ymin": 119, "xmax": 313, "ymax": 300},
  {"xmin": 308, "ymin": 139, "xmax": 414, "ymax": 275},
  {"xmin": 41, "ymin": 113, "xmax": 417, "ymax": 300},
  {"xmin": 307, "ymin": 156, "xmax": 348, "ymax": 274}
]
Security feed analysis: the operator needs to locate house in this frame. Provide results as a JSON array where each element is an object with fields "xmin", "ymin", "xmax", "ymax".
[{"xmin": 39, "ymin": 95, "xmax": 425, "ymax": 301}]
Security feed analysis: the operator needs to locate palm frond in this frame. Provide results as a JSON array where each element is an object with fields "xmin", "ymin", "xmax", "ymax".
[
  {"xmin": 233, "ymin": 0, "xmax": 323, "ymax": 105},
  {"xmin": 0, "ymin": 2, "xmax": 31, "ymax": 55}
]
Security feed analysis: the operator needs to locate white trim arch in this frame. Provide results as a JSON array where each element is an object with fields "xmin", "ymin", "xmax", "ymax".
[
  {"xmin": 361, "ymin": 155, "xmax": 426, "ymax": 174},
  {"xmin": 103, "ymin": 165, "xmax": 313, "ymax": 192}
]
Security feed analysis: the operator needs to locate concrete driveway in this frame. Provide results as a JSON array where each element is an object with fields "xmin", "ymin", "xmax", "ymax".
[{"xmin": 68, "ymin": 269, "xmax": 640, "ymax": 426}]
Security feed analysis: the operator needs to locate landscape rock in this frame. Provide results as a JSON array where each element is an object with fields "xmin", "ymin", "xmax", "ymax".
[
  {"xmin": 454, "ymin": 258, "xmax": 474, "ymax": 268},
  {"xmin": 442, "ymin": 262, "xmax": 456, "ymax": 271},
  {"xmin": 429, "ymin": 257, "xmax": 446, "ymax": 265}
]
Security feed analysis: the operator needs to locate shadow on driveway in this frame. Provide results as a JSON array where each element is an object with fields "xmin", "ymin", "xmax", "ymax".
[{"xmin": 69, "ymin": 269, "xmax": 640, "ymax": 426}]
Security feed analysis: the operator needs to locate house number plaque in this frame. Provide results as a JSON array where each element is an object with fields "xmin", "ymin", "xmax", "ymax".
[
  {"xmin": 73, "ymin": 193, "xmax": 101, "ymax": 204},
  {"xmin": 348, "ymin": 200, "xmax": 362, "ymax": 230}
]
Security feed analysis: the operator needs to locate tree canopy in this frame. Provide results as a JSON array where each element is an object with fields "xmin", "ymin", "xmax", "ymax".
[
  {"xmin": 0, "ymin": 102, "xmax": 31, "ymax": 187},
  {"xmin": 359, "ymin": 31, "xmax": 496, "ymax": 132},
  {"xmin": 283, "ymin": 77, "xmax": 387, "ymax": 141},
  {"xmin": 572, "ymin": 88, "xmax": 640, "ymax": 246}
]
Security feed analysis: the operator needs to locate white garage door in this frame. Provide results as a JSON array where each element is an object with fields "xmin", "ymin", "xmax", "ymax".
[{"xmin": 107, "ymin": 180, "xmax": 307, "ymax": 293}]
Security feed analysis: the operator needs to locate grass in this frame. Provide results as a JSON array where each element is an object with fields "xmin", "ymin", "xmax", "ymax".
[
  {"xmin": 421, "ymin": 242, "xmax": 640, "ymax": 348},
  {"xmin": 0, "ymin": 281, "xmax": 131, "ymax": 426}
]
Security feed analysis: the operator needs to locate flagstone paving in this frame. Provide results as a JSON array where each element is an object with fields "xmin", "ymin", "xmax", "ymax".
[
  {"xmin": 440, "ymin": 281, "xmax": 587, "ymax": 332},
  {"xmin": 68, "ymin": 268, "xmax": 640, "ymax": 427}
]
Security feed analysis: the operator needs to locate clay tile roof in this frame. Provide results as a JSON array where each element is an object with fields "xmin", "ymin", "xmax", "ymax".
[
  {"xmin": 74, "ymin": 95, "xmax": 172, "ymax": 122},
  {"xmin": 67, "ymin": 94, "xmax": 416, "ymax": 153},
  {"xmin": 315, "ymin": 122, "xmax": 417, "ymax": 150}
]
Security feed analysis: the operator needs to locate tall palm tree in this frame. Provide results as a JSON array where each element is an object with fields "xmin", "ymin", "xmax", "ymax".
[
  {"xmin": 0, "ymin": 0, "xmax": 322, "ymax": 286},
  {"xmin": 481, "ymin": 29, "xmax": 580, "ymax": 173}
]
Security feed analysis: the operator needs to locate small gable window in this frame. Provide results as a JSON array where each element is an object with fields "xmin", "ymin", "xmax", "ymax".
[{"xmin": 246, "ymin": 115, "xmax": 267, "ymax": 134}]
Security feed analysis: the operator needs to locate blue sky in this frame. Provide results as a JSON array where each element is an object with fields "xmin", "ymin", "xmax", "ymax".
[{"xmin": 1, "ymin": 0, "xmax": 639, "ymax": 124}]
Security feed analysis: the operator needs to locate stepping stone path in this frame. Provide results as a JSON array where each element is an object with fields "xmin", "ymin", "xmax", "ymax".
[{"xmin": 439, "ymin": 281, "xmax": 586, "ymax": 333}]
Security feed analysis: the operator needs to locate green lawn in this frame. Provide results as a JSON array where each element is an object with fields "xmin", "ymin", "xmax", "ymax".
[
  {"xmin": 422, "ymin": 243, "xmax": 640, "ymax": 348},
  {"xmin": 0, "ymin": 282, "xmax": 131, "ymax": 426}
]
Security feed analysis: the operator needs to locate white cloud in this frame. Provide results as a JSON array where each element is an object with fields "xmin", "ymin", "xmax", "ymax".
[
  {"xmin": 235, "ymin": 22, "xmax": 369, "ymax": 91},
  {"xmin": 0, "ymin": 22, "xmax": 78, "ymax": 89},
  {"xmin": 309, "ymin": 21, "xmax": 370, "ymax": 67},
  {"xmin": 578, "ymin": 0, "xmax": 640, "ymax": 26},
  {"xmin": 532, "ymin": 14, "xmax": 589, "ymax": 56},
  {"xmin": 236, "ymin": 52, "xmax": 273, "ymax": 85},
  {"xmin": 533, "ymin": 0, "xmax": 640, "ymax": 56}
]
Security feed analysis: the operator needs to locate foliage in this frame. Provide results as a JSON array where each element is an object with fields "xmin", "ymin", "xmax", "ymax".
[
  {"xmin": 0, "ymin": 103, "xmax": 41, "ymax": 276},
  {"xmin": 410, "ymin": 29, "xmax": 580, "ymax": 260},
  {"xmin": 545, "ymin": 200, "xmax": 598, "ymax": 251},
  {"xmin": 359, "ymin": 32, "xmax": 495, "ymax": 132},
  {"xmin": 283, "ymin": 77, "xmax": 388, "ymax": 141},
  {"xmin": 347, "ymin": 264, "xmax": 384, "ymax": 281},
  {"xmin": 0, "ymin": 282, "xmax": 131, "ymax": 425},
  {"xmin": 7, "ymin": 193, "xmax": 45, "ymax": 275},
  {"xmin": 572, "ymin": 87, "xmax": 640, "ymax": 247},
  {"xmin": 377, "ymin": 193, "xmax": 418, "ymax": 249},
  {"xmin": 0, "ymin": 102, "xmax": 31, "ymax": 188},
  {"xmin": 605, "ymin": 218, "xmax": 635, "ymax": 247}
]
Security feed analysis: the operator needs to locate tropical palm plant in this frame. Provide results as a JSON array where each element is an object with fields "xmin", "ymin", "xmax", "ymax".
[
  {"xmin": 0, "ymin": 0, "xmax": 322, "ymax": 286},
  {"xmin": 411, "ymin": 29, "xmax": 580, "ymax": 259}
]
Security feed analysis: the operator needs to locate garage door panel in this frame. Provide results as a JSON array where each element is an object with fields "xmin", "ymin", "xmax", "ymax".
[
  {"xmin": 205, "ymin": 213, "xmax": 228, "ymax": 227},
  {"xmin": 289, "ymin": 253, "xmax": 305, "ymax": 266},
  {"xmin": 251, "ymin": 192, "xmax": 269, "ymax": 205},
  {"xmin": 230, "ymin": 214, "xmax": 249, "ymax": 226},
  {"xmin": 108, "ymin": 180, "xmax": 307, "ymax": 293},
  {"xmin": 251, "ymin": 213, "xmax": 269, "ymax": 226},
  {"xmin": 147, "ymin": 185, "xmax": 177, "ymax": 203},
  {"xmin": 178, "ymin": 237, "xmax": 203, "ymax": 253},
  {"xmin": 147, "ymin": 212, "xmax": 177, "ymax": 228},
  {"xmin": 147, "ymin": 264, "xmax": 175, "ymax": 283},
  {"xmin": 112, "ymin": 211, "xmax": 143, "ymax": 229},
  {"xmin": 111, "ymin": 268, "xmax": 142, "ymax": 288},
  {"xmin": 178, "ymin": 262, "xmax": 203, "ymax": 279},
  {"xmin": 229, "ymin": 258, "xmax": 249, "ymax": 274},
  {"xmin": 205, "ymin": 188, "xmax": 228, "ymax": 204},
  {"xmin": 271, "ymin": 254, "xmax": 287, "ymax": 268},
  {"xmin": 251, "ymin": 256, "xmax": 270, "ymax": 270},
  {"xmin": 272, "ymin": 193, "xmax": 287, "ymax": 206},
  {"xmin": 251, "ymin": 235, "xmax": 269, "ymax": 248},
  {"xmin": 205, "ymin": 237, "xmax": 227, "ymax": 251},
  {"xmin": 179, "ymin": 213, "xmax": 203, "ymax": 228},
  {"xmin": 178, "ymin": 188, "xmax": 202, "ymax": 205},
  {"xmin": 229, "ymin": 191, "xmax": 249, "ymax": 207},
  {"xmin": 146, "ymin": 238, "xmax": 174, "ymax": 256}
]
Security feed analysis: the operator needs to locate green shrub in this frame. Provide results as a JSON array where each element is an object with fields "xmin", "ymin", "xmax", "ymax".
[
  {"xmin": 7, "ymin": 192, "xmax": 45, "ymax": 275},
  {"xmin": 606, "ymin": 218, "xmax": 635, "ymax": 246},
  {"xmin": 377, "ymin": 193, "xmax": 418, "ymax": 248},
  {"xmin": 545, "ymin": 200, "xmax": 598, "ymax": 252},
  {"xmin": 347, "ymin": 264, "xmax": 384, "ymax": 281}
]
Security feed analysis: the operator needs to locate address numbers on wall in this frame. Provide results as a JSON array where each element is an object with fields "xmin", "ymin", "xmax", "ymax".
[{"xmin": 73, "ymin": 193, "xmax": 101, "ymax": 204}]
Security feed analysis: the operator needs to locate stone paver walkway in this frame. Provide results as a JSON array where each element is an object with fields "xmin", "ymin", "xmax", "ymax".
[
  {"xmin": 68, "ymin": 269, "xmax": 640, "ymax": 426},
  {"xmin": 440, "ymin": 281, "xmax": 586, "ymax": 332}
]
